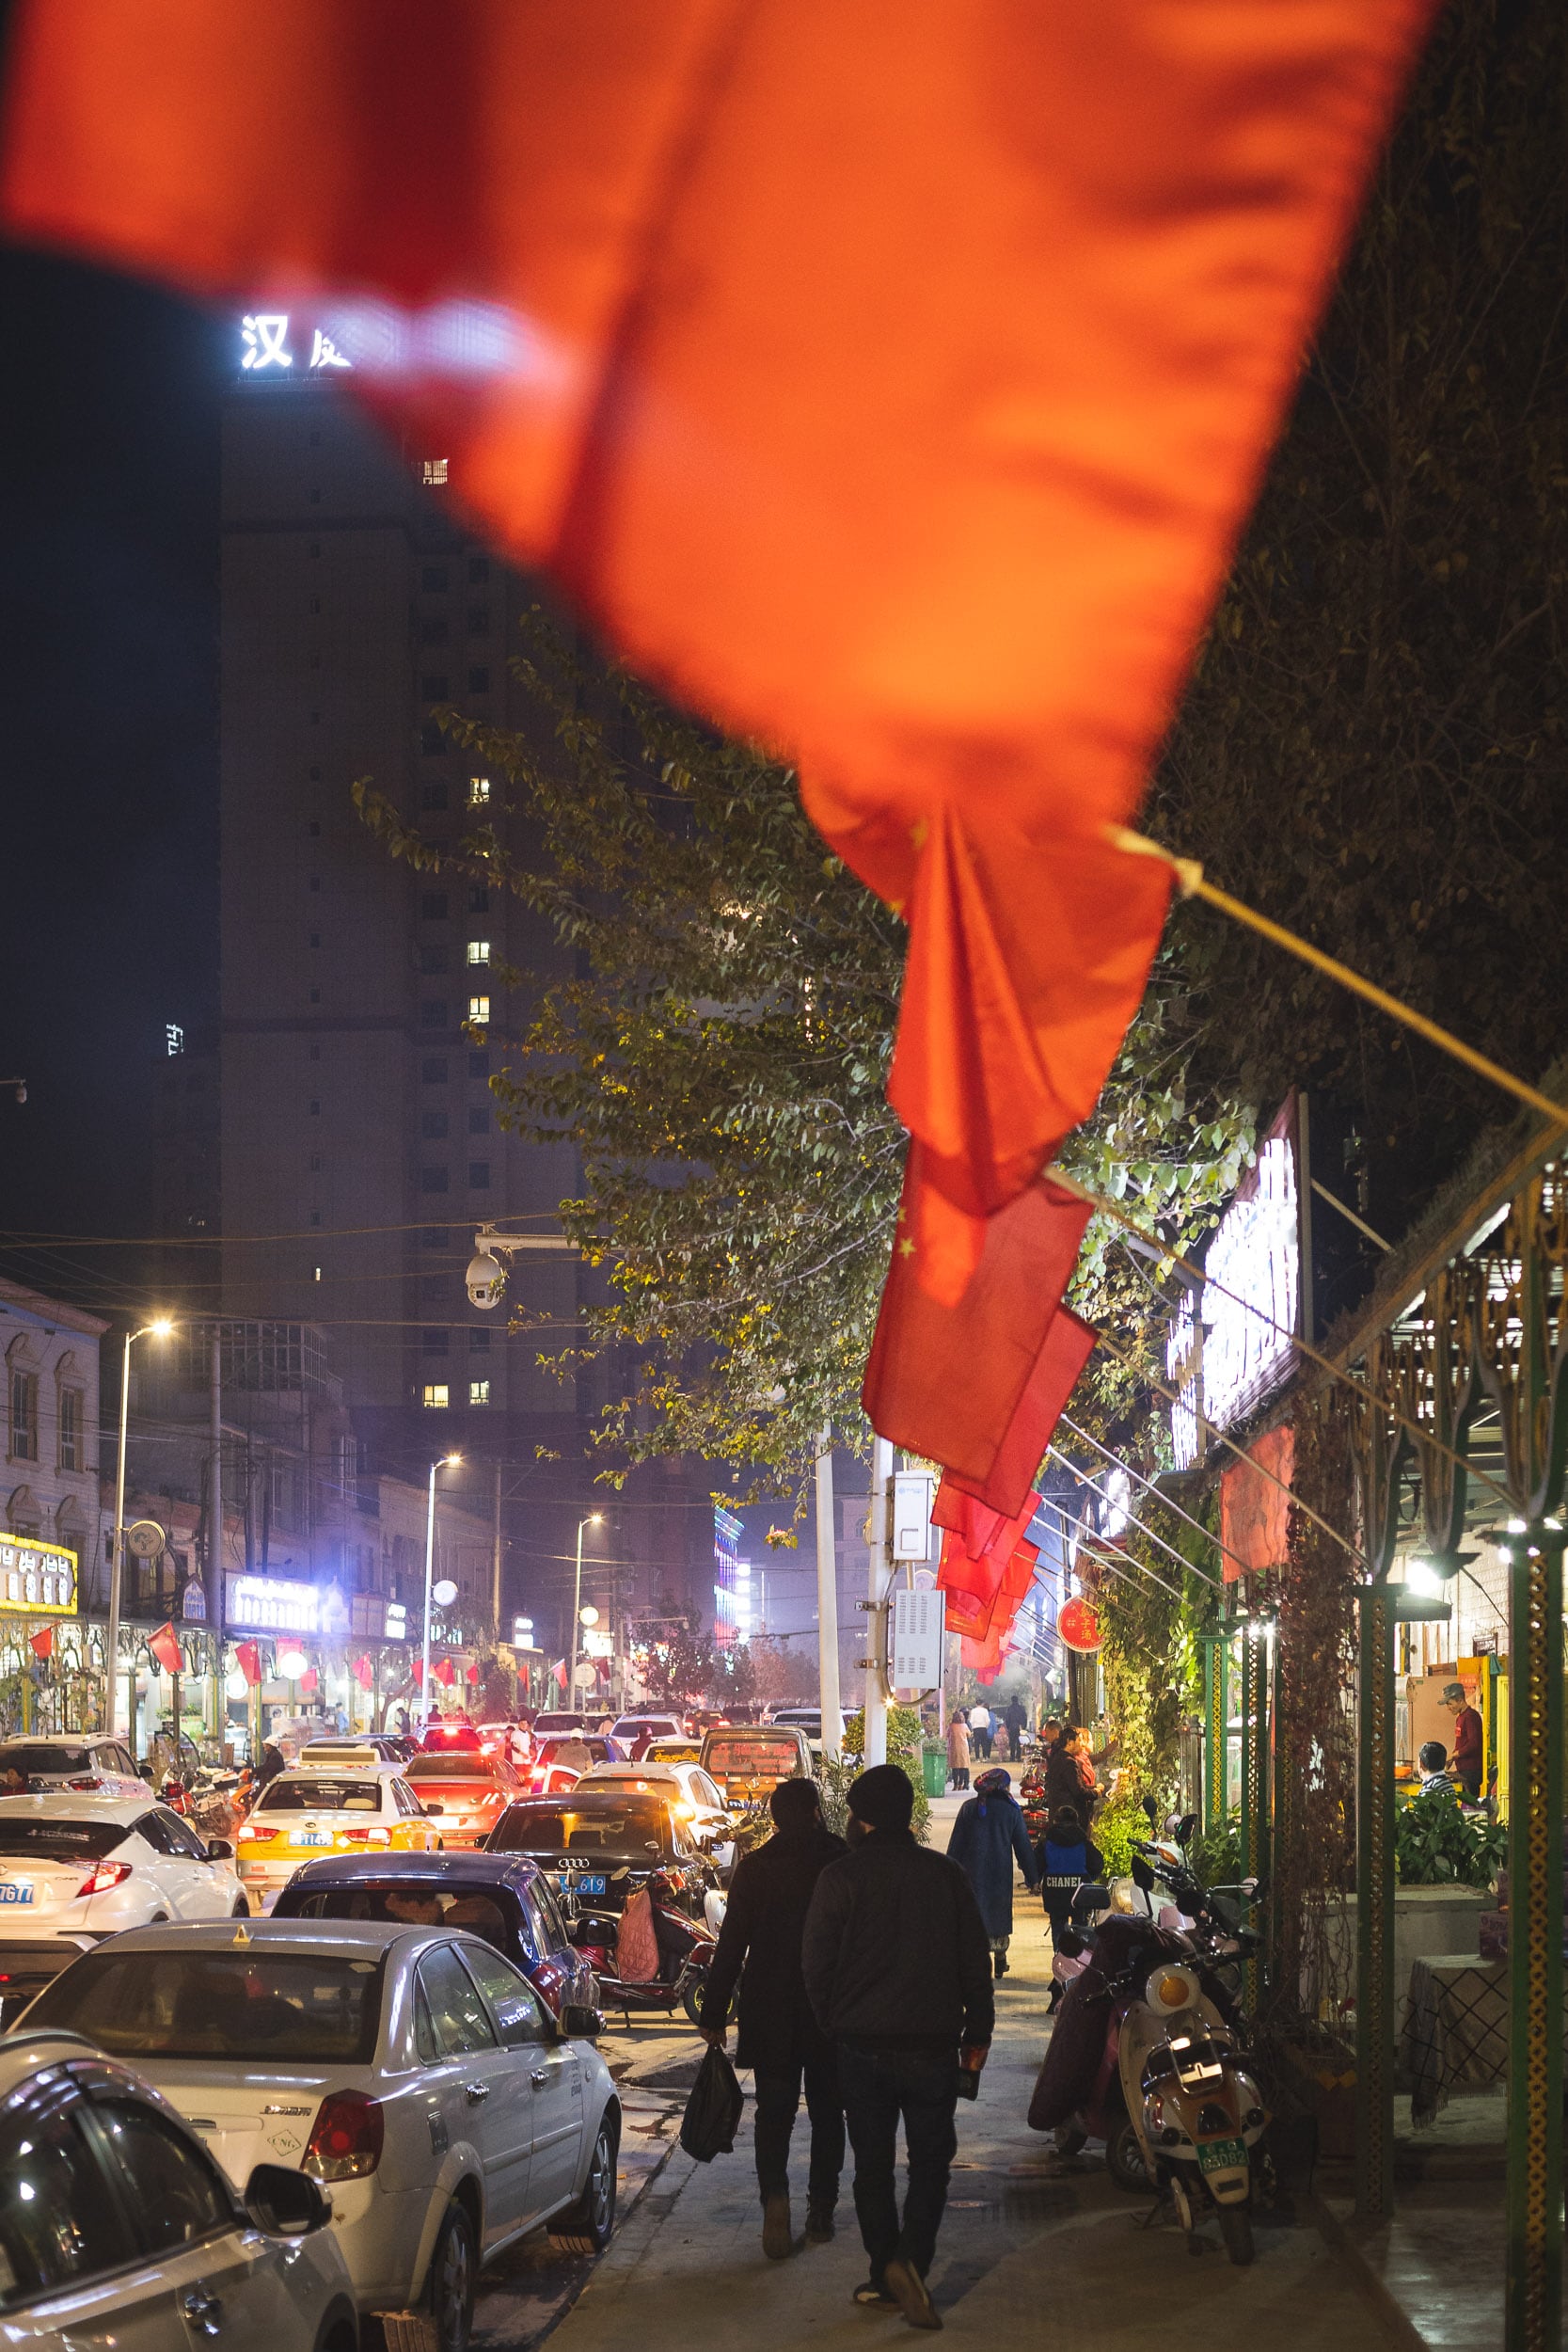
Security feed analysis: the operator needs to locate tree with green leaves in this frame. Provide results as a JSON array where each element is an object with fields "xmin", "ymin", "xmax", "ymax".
[{"xmin": 356, "ymin": 616, "xmax": 1254, "ymax": 1500}]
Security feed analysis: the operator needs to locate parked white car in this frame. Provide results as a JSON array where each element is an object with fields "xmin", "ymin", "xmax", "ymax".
[
  {"xmin": 0, "ymin": 2023, "xmax": 357, "ymax": 2349},
  {"xmin": 0, "ymin": 1735, "xmax": 148, "ymax": 1798},
  {"xmin": 0, "ymin": 1794, "xmax": 247, "ymax": 2021},
  {"xmin": 21, "ymin": 1915, "xmax": 619, "ymax": 2351},
  {"xmin": 578, "ymin": 1759, "xmax": 739, "ymax": 1879}
]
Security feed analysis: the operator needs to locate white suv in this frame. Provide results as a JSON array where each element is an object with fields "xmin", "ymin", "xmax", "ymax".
[{"xmin": 0, "ymin": 1737, "xmax": 147, "ymax": 1798}]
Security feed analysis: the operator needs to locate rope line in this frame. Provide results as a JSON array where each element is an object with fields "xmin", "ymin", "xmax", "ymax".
[{"xmin": 1055, "ymin": 1409, "xmax": 1236, "ymax": 1582}]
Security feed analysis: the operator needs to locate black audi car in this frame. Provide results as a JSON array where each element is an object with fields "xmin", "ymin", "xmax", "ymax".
[{"xmin": 485, "ymin": 1788, "xmax": 719, "ymax": 1922}]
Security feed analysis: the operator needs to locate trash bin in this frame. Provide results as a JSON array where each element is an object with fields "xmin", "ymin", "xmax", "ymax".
[{"xmin": 922, "ymin": 1741, "xmax": 948, "ymax": 1798}]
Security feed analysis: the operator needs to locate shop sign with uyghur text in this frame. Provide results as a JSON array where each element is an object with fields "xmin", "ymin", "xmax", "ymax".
[{"xmin": 0, "ymin": 1538, "xmax": 78, "ymax": 1617}]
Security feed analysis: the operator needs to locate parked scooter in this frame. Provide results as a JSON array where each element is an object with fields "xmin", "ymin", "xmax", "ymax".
[
  {"xmin": 1033, "ymin": 1804, "xmax": 1269, "ymax": 2262},
  {"xmin": 572, "ymin": 1870, "xmax": 721, "ymax": 2028}
]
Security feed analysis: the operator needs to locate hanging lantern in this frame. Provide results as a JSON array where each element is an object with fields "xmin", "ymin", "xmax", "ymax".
[{"xmin": 1058, "ymin": 1597, "xmax": 1101, "ymax": 1653}]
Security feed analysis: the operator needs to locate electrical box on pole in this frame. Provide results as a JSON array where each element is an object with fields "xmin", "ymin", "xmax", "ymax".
[
  {"xmin": 892, "ymin": 1470, "xmax": 934, "ymax": 1563},
  {"xmin": 891, "ymin": 1586, "xmax": 943, "ymax": 1693}
]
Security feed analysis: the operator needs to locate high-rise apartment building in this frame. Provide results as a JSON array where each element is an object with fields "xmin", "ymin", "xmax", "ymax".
[{"xmin": 216, "ymin": 310, "xmax": 700, "ymax": 1645}]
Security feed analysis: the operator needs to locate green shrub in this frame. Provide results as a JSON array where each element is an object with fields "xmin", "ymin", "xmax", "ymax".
[
  {"xmin": 819, "ymin": 1706, "xmax": 931, "ymax": 1843},
  {"xmin": 1190, "ymin": 1817, "xmax": 1245, "ymax": 1891},
  {"xmin": 1394, "ymin": 1788, "xmax": 1505, "ymax": 1888}
]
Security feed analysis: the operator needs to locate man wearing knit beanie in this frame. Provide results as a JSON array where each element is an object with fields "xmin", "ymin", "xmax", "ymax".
[{"xmin": 801, "ymin": 1763, "xmax": 993, "ymax": 2328}]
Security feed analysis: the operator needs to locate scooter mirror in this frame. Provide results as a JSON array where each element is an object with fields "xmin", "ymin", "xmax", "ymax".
[
  {"xmin": 1141, "ymin": 1793, "xmax": 1158, "ymax": 1826},
  {"xmin": 1178, "ymin": 1813, "xmax": 1197, "ymax": 1846},
  {"xmin": 1132, "ymin": 1853, "xmax": 1156, "ymax": 1893}
]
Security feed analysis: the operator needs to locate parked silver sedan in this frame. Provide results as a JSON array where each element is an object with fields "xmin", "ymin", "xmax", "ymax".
[
  {"xmin": 0, "ymin": 2022, "xmax": 356, "ymax": 2348},
  {"xmin": 20, "ymin": 1915, "xmax": 618, "ymax": 2351}
]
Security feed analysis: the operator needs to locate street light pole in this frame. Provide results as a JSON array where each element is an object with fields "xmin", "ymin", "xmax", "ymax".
[
  {"xmin": 421, "ymin": 1453, "xmax": 462, "ymax": 1724},
  {"xmin": 108, "ymin": 1318, "xmax": 174, "ymax": 1742},
  {"xmin": 570, "ymin": 1514, "xmax": 603, "ymax": 1716}
]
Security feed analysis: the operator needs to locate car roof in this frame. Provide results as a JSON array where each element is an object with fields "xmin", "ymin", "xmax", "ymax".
[
  {"xmin": 580, "ymin": 1760, "xmax": 684, "ymax": 1781},
  {"xmin": 0, "ymin": 1735, "xmax": 119, "ymax": 1753},
  {"xmin": 0, "ymin": 1792, "xmax": 150, "ymax": 1823},
  {"xmin": 46, "ymin": 1915, "xmax": 490, "ymax": 1961},
  {"xmin": 281, "ymin": 1850, "xmax": 540, "ymax": 1891},
  {"xmin": 271, "ymin": 1760, "xmax": 406, "ymax": 1781},
  {"xmin": 505, "ymin": 1787, "xmax": 667, "ymax": 1810}
]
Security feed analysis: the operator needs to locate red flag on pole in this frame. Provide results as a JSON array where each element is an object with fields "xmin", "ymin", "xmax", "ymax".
[
  {"xmin": 552, "ymin": 1660, "xmax": 569, "ymax": 1692},
  {"xmin": 235, "ymin": 1641, "xmax": 262, "ymax": 1688},
  {"xmin": 149, "ymin": 1622, "xmax": 182, "ymax": 1676},
  {"xmin": 28, "ymin": 1626, "xmax": 53, "ymax": 1662},
  {"xmin": 298, "ymin": 1666, "xmax": 319, "ymax": 1694},
  {"xmin": 942, "ymin": 1307, "xmax": 1099, "ymax": 1519},
  {"xmin": 411, "ymin": 1659, "xmax": 424, "ymax": 1687},
  {"xmin": 352, "ymin": 1655, "xmax": 373, "ymax": 1692},
  {"xmin": 434, "ymin": 1658, "xmax": 456, "ymax": 1689},
  {"xmin": 465, "ymin": 1663, "xmax": 480, "ymax": 1686}
]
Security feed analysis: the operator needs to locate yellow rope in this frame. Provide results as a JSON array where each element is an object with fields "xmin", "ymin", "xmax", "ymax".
[{"xmin": 1108, "ymin": 824, "xmax": 1568, "ymax": 1133}]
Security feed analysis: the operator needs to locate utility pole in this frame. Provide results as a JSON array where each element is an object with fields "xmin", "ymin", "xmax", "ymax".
[
  {"xmin": 863, "ymin": 1434, "xmax": 895, "ymax": 1766},
  {"xmin": 209, "ymin": 1327, "xmax": 224, "ymax": 1741},
  {"xmin": 815, "ymin": 1429, "xmax": 842, "ymax": 1758},
  {"xmin": 491, "ymin": 1460, "xmax": 503, "ymax": 1633}
]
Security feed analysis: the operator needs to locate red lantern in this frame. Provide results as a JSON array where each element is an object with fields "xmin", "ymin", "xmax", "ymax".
[{"xmin": 1058, "ymin": 1597, "xmax": 1101, "ymax": 1653}]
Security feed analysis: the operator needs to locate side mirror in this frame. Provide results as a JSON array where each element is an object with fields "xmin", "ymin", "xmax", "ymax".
[
  {"xmin": 244, "ymin": 2162, "xmax": 331, "ymax": 2237},
  {"xmin": 138, "ymin": 1764, "xmax": 155, "ymax": 1783},
  {"xmin": 1132, "ymin": 1853, "xmax": 1155, "ymax": 1893},
  {"xmin": 1141, "ymin": 1793, "xmax": 1158, "ymax": 1826},
  {"xmin": 1177, "ymin": 1814, "xmax": 1197, "ymax": 1848},
  {"xmin": 560, "ymin": 2003, "xmax": 604, "ymax": 2040},
  {"xmin": 1070, "ymin": 1881, "xmax": 1110, "ymax": 1922},
  {"xmin": 207, "ymin": 1838, "xmax": 234, "ymax": 1861},
  {"xmin": 422, "ymin": 1802, "xmax": 445, "ymax": 1818}
]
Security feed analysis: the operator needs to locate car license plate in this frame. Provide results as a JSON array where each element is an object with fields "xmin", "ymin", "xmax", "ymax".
[
  {"xmin": 0, "ymin": 1883, "xmax": 34, "ymax": 1906},
  {"xmin": 576, "ymin": 1874, "xmax": 608, "ymax": 1896},
  {"xmin": 292, "ymin": 1831, "xmax": 330, "ymax": 1848},
  {"xmin": 1197, "ymin": 2137, "xmax": 1246, "ymax": 2176}
]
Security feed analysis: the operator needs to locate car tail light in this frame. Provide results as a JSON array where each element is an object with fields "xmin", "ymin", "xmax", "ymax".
[
  {"xmin": 239, "ymin": 1825, "xmax": 277, "ymax": 1843},
  {"xmin": 75, "ymin": 1860, "xmax": 132, "ymax": 1899},
  {"xmin": 304, "ymin": 2090, "xmax": 384, "ymax": 2181},
  {"xmin": 66, "ymin": 1776, "xmax": 102, "ymax": 1791}
]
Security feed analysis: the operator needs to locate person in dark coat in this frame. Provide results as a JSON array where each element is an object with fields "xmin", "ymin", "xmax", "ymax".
[
  {"xmin": 254, "ymin": 1739, "xmax": 287, "ymax": 1789},
  {"xmin": 946, "ymin": 1767, "xmax": 1039, "ymax": 1979},
  {"xmin": 1002, "ymin": 1695, "xmax": 1028, "ymax": 1759},
  {"xmin": 698, "ymin": 1776, "xmax": 847, "ymax": 2259},
  {"xmin": 1044, "ymin": 1724, "xmax": 1100, "ymax": 1827},
  {"xmin": 802, "ymin": 1763, "xmax": 993, "ymax": 2329}
]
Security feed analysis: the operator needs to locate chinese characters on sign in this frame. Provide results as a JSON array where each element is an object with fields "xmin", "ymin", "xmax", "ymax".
[
  {"xmin": 0, "ymin": 1538, "xmax": 78, "ymax": 1618},
  {"xmin": 226, "ymin": 1573, "xmax": 319, "ymax": 1635},
  {"xmin": 239, "ymin": 314, "xmax": 352, "ymax": 373}
]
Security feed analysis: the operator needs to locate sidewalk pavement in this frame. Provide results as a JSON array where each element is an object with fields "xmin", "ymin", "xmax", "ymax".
[{"xmin": 547, "ymin": 1820, "xmax": 1403, "ymax": 2350}]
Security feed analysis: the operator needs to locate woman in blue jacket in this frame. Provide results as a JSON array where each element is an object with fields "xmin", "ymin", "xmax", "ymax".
[{"xmin": 947, "ymin": 1766, "xmax": 1039, "ymax": 1978}]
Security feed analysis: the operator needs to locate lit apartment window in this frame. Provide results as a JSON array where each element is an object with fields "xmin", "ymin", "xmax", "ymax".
[
  {"xmin": 467, "ymin": 940, "xmax": 489, "ymax": 966},
  {"xmin": 468, "ymin": 1379, "xmax": 491, "ymax": 1407},
  {"xmin": 422, "ymin": 458, "xmax": 450, "ymax": 485},
  {"xmin": 312, "ymin": 1265, "xmax": 323, "ymax": 1282},
  {"xmin": 422, "ymin": 1384, "xmax": 450, "ymax": 1409},
  {"xmin": 467, "ymin": 776, "xmax": 491, "ymax": 807},
  {"xmin": 468, "ymin": 996, "xmax": 490, "ymax": 1025}
]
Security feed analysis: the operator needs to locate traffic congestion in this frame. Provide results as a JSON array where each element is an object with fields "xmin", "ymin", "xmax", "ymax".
[{"xmin": 0, "ymin": 1699, "xmax": 800, "ymax": 2350}]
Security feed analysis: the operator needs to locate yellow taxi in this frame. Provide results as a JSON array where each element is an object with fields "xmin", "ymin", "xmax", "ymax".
[{"xmin": 235, "ymin": 1760, "xmax": 443, "ymax": 1903}]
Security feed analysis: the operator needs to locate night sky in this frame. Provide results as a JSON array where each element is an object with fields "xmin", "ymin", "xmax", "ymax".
[{"xmin": 0, "ymin": 234, "xmax": 225, "ymax": 1311}]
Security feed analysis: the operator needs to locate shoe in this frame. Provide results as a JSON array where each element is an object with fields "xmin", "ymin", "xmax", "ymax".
[
  {"xmin": 761, "ymin": 2191, "xmax": 793, "ymax": 2260},
  {"xmin": 805, "ymin": 2201, "xmax": 835, "ymax": 2244},
  {"xmin": 884, "ymin": 2257, "xmax": 942, "ymax": 2330},
  {"xmin": 852, "ymin": 2280, "xmax": 900, "ymax": 2310}
]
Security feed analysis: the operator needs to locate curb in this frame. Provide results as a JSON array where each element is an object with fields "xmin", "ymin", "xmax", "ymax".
[{"xmin": 1307, "ymin": 2193, "xmax": 1430, "ymax": 2352}]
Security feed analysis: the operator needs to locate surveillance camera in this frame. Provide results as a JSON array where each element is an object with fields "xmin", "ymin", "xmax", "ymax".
[{"xmin": 466, "ymin": 1250, "xmax": 507, "ymax": 1310}]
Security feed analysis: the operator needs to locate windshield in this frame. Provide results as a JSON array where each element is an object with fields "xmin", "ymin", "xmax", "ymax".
[
  {"xmin": 257, "ymin": 1777, "xmax": 385, "ymax": 1813},
  {"xmin": 0, "ymin": 1820, "xmax": 127, "ymax": 1862},
  {"xmin": 24, "ymin": 1947, "xmax": 385, "ymax": 2062},
  {"xmin": 406, "ymin": 1755, "xmax": 513, "ymax": 1781},
  {"xmin": 705, "ymin": 1734, "xmax": 800, "ymax": 1774},
  {"xmin": 490, "ymin": 1801, "xmax": 669, "ymax": 1856},
  {"xmin": 0, "ymin": 1747, "xmax": 89, "ymax": 1777}
]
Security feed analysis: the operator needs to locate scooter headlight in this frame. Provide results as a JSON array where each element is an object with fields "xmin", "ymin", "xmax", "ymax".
[{"xmin": 1146, "ymin": 1963, "xmax": 1200, "ymax": 2015}]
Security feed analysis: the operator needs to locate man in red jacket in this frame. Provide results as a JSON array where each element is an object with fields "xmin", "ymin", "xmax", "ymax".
[{"xmin": 1444, "ymin": 1680, "xmax": 1483, "ymax": 1801}]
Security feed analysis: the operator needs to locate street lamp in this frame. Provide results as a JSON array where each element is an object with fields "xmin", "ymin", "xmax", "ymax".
[
  {"xmin": 570, "ymin": 1514, "xmax": 604, "ymax": 1714},
  {"xmin": 108, "ymin": 1318, "xmax": 174, "ymax": 1740},
  {"xmin": 421, "ymin": 1454, "xmax": 463, "ymax": 1722}
]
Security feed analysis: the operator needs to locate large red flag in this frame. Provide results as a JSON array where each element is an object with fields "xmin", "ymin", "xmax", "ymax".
[
  {"xmin": 235, "ymin": 1641, "xmax": 262, "ymax": 1688},
  {"xmin": 863, "ymin": 1164, "xmax": 1091, "ymax": 1487},
  {"xmin": 0, "ymin": 0, "xmax": 1435, "ymax": 1263},
  {"xmin": 942, "ymin": 1307, "xmax": 1098, "ymax": 1519},
  {"xmin": 148, "ymin": 1622, "xmax": 182, "ymax": 1676}
]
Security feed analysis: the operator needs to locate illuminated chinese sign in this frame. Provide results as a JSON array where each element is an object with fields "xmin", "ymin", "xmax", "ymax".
[
  {"xmin": 1166, "ymin": 1287, "xmax": 1201, "ymax": 1474},
  {"xmin": 226, "ymin": 1573, "xmax": 319, "ymax": 1635},
  {"xmin": 239, "ymin": 313, "xmax": 353, "ymax": 373},
  {"xmin": 0, "ymin": 1538, "xmax": 77, "ymax": 1618},
  {"xmin": 1183, "ymin": 1093, "xmax": 1308, "ymax": 1454}
]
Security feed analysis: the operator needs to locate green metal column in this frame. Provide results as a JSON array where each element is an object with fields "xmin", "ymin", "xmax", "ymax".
[
  {"xmin": 1202, "ymin": 1634, "xmax": 1226, "ymax": 1835},
  {"xmin": 1238, "ymin": 1625, "xmax": 1254, "ymax": 1876},
  {"xmin": 1505, "ymin": 1524, "xmax": 1563, "ymax": 2352},
  {"xmin": 1355, "ymin": 1583, "xmax": 1396, "ymax": 2222}
]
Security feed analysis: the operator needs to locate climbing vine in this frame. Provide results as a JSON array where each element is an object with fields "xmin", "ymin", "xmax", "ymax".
[{"xmin": 1089, "ymin": 1502, "xmax": 1221, "ymax": 1870}]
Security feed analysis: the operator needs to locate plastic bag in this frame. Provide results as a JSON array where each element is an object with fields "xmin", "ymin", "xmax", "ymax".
[
  {"xmin": 679, "ymin": 2042, "xmax": 744, "ymax": 2163},
  {"xmin": 615, "ymin": 1886, "xmax": 660, "ymax": 1983}
]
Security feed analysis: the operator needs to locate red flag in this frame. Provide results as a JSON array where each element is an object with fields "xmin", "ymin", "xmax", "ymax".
[
  {"xmin": 1221, "ymin": 1425, "xmax": 1295, "ymax": 1581},
  {"xmin": 864, "ymin": 1162, "xmax": 1090, "ymax": 1489},
  {"xmin": 942, "ymin": 1308, "xmax": 1099, "ymax": 1519},
  {"xmin": 466, "ymin": 1662, "xmax": 481, "ymax": 1686},
  {"xmin": 28, "ymin": 1626, "xmax": 53, "ymax": 1662},
  {"xmin": 149, "ymin": 1622, "xmax": 182, "ymax": 1675},
  {"xmin": 235, "ymin": 1640, "xmax": 262, "ymax": 1688},
  {"xmin": 0, "ymin": 0, "xmax": 1437, "ymax": 1271},
  {"xmin": 352, "ymin": 1655, "xmax": 373, "ymax": 1692},
  {"xmin": 298, "ymin": 1666, "xmax": 319, "ymax": 1694},
  {"xmin": 410, "ymin": 1659, "xmax": 423, "ymax": 1686},
  {"xmin": 552, "ymin": 1660, "xmax": 569, "ymax": 1692},
  {"xmin": 434, "ymin": 1658, "xmax": 456, "ymax": 1689}
]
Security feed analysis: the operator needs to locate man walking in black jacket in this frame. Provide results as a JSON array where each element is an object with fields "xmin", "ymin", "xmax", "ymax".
[
  {"xmin": 698, "ymin": 1776, "xmax": 847, "ymax": 2258},
  {"xmin": 802, "ymin": 1763, "xmax": 993, "ymax": 2330}
]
